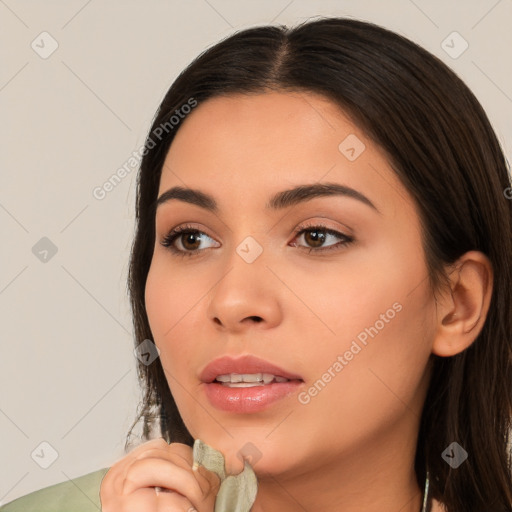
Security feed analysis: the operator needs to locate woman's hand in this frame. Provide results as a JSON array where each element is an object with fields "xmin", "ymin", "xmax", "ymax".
[{"xmin": 100, "ymin": 438, "xmax": 220, "ymax": 511}]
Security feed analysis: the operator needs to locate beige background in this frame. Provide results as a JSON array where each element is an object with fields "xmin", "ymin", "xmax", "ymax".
[{"xmin": 1, "ymin": 0, "xmax": 511, "ymax": 503}]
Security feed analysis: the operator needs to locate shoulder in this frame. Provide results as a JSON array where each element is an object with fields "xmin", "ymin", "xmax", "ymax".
[{"xmin": 0, "ymin": 467, "xmax": 110, "ymax": 512}]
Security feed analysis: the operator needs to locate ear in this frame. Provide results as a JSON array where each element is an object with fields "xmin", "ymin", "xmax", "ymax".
[{"xmin": 432, "ymin": 250, "xmax": 493, "ymax": 357}]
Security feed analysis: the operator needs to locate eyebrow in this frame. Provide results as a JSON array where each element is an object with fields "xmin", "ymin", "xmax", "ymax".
[{"xmin": 156, "ymin": 182, "xmax": 380, "ymax": 214}]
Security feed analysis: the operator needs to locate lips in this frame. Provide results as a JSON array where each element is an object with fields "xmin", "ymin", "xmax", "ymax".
[{"xmin": 199, "ymin": 354, "xmax": 304, "ymax": 384}]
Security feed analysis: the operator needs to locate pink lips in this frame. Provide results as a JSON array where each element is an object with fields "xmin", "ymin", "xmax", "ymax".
[
  {"xmin": 199, "ymin": 355, "xmax": 304, "ymax": 414},
  {"xmin": 198, "ymin": 354, "xmax": 303, "ymax": 383}
]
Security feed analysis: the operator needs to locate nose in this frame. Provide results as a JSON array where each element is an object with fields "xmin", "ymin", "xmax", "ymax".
[{"xmin": 206, "ymin": 250, "xmax": 283, "ymax": 333}]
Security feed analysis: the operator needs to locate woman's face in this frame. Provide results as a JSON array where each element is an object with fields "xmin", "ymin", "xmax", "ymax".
[{"xmin": 145, "ymin": 91, "xmax": 436, "ymax": 478}]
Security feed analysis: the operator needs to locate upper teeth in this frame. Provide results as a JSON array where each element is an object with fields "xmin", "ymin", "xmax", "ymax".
[{"xmin": 215, "ymin": 373, "xmax": 289, "ymax": 384}]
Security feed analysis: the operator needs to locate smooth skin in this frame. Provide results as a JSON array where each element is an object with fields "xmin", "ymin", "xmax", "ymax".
[{"xmin": 100, "ymin": 91, "xmax": 493, "ymax": 511}]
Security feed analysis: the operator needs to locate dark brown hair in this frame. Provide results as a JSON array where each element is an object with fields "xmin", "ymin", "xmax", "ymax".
[{"xmin": 126, "ymin": 16, "xmax": 512, "ymax": 511}]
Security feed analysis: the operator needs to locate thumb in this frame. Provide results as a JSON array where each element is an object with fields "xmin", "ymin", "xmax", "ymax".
[{"xmin": 193, "ymin": 463, "xmax": 223, "ymax": 506}]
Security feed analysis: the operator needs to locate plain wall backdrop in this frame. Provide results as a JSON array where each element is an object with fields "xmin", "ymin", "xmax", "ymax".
[{"xmin": 1, "ymin": 0, "xmax": 511, "ymax": 503}]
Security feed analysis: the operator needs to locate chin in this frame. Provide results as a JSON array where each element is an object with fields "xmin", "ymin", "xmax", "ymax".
[{"xmin": 199, "ymin": 434, "xmax": 297, "ymax": 477}]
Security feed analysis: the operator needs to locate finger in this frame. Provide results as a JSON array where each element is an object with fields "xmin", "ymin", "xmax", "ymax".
[
  {"xmin": 131, "ymin": 446, "xmax": 221, "ymax": 497},
  {"xmin": 133, "ymin": 445, "xmax": 194, "ymax": 472},
  {"xmin": 124, "ymin": 456, "xmax": 219, "ymax": 512},
  {"xmin": 155, "ymin": 488, "xmax": 197, "ymax": 512},
  {"xmin": 124, "ymin": 447, "xmax": 190, "ymax": 475},
  {"xmin": 100, "ymin": 439, "xmax": 220, "ymax": 512},
  {"xmin": 193, "ymin": 464, "xmax": 222, "ymax": 501},
  {"xmin": 123, "ymin": 456, "xmax": 204, "ymax": 503},
  {"xmin": 111, "ymin": 487, "xmax": 195, "ymax": 512},
  {"xmin": 101, "ymin": 439, "xmax": 183, "ymax": 499},
  {"xmin": 120, "ymin": 440, "xmax": 190, "ymax": 491},
  {"xmin": 100, "ymin": 463, "xmax": 125, "ymax": 503},
  {"xmin": 123, "ymin": 437, "xmax": 172, "ymax": 463}
]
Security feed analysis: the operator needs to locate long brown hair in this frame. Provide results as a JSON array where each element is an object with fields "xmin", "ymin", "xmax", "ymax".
[{"xmin": 126, "ymin": 16, "xmax": 512, "ymax": 511}]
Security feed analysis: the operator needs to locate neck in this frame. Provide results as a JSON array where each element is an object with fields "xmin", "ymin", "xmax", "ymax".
[{"xmin": 250, "ymin": 415, "xmax": 424, "ymax": 512}]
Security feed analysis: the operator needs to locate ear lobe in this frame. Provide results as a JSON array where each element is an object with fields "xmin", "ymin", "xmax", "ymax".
[{"xmin": 432, "ymin": 251, "xmax": 493, "ymax": 357}]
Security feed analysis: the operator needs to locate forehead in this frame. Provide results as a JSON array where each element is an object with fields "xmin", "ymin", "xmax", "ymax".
[
  {"xmin": 158, "ymin": 91, "xmax": 414, "ymax": 220},
  {"xmin": 168, "ymin": 91, "xmax": 352, "ymax": 152}
]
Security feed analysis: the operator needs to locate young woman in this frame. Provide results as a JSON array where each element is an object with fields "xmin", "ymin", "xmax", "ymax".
[{"xmin": 2, "ymin": 15, "xmax": 511, "ymax": 512}]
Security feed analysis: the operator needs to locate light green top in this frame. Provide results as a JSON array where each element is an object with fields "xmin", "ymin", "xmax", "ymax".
[{"xmin": 0, "ymin": 468, "xmax": 109, "ymax": 511}]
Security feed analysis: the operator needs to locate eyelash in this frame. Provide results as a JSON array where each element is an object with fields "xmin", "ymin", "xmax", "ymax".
[{"xmin": 160, "ymin": 222, "xmax": 355, "ymax": 258}]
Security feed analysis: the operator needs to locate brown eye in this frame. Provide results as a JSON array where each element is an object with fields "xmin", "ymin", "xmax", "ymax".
[
  {"xmin": 303, "ymin": 229, "xmax": 327, "ymax": 248},
  {"xmin": 179, "ymin": 231, "xmax": 203, "ymax": 251},
  {"xmin": 160, "ymin": 225, "xmax": 219, "ymax": 257},
  {"xmin": 292, "ymin": 225, "xmax": 354, "ymax": 253}
]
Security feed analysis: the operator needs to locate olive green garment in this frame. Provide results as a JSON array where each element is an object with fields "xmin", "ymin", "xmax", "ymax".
[
  {"xmin": 0, "ymin": 468, "xmax": 109, "ymax": 511},
  {"xmin": 192, "ymin": 439, "xmax": 258, "ymax": 512}
]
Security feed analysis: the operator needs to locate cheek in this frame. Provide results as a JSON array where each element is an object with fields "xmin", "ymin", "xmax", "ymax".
[
  {"xmin": 145, "ymin": 254, "xmax": 208, "ymax": 337},
  {"xmin": 284, "ymin": 290, "xmax": 434, "ymax": 466},
  {"xmin": 319, "ymin": 294, "xmax": 432, "ymax": 431},
  {"xmin": 144, "ymin": 259, "xmax": 201, "ymax": 372},
  {"xmin": 145, "ymin": 262, "xmax": 172, "ymax": 341},
  {"xmin": 289, "ymin": 239, "xmax": 435, "ymax": 427},
  {"xmin": 145, "ymin": 262, "xmax": 206, "ymax": 426}
]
